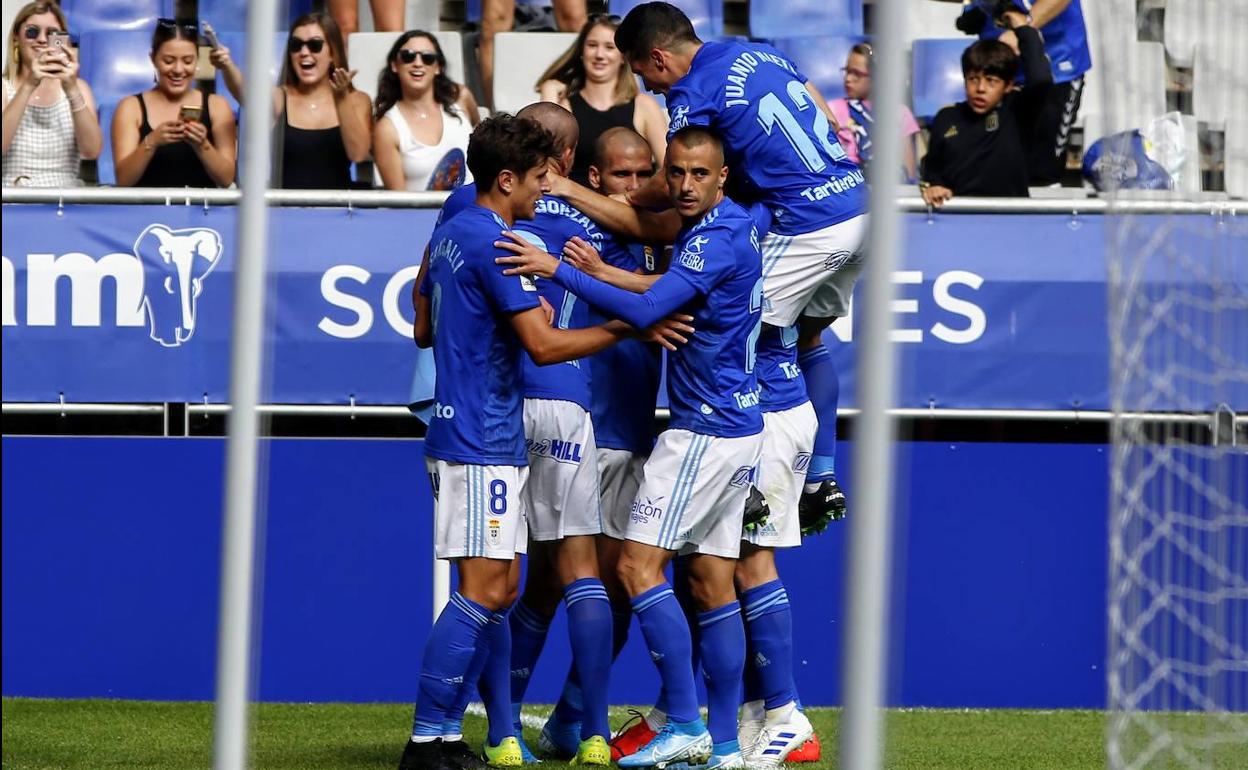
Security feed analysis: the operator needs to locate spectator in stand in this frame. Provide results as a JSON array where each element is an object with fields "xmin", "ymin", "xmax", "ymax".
[
  {"xmin": 210, "ymin": 12, "xmax": 372, "ymax": 189},
  {"xmin": 2, "ymin": 2, "xmax": 101, "ymax": 187},
  {"xmin": 329, "ymin": 0, "xmax": 405, "ymax": 42},
  {"xmin": 536, "ymin": 13, "xmax": 667, "ymax": 186},
  {"xmin": 112, "ymin": 18, "xmax": 236, "ymax": 187},
  {"xmin": 920, "ymin": 18, "xmax": 1054, "ymax": 207},
  {"xmin": 828, "ymin": 42, "xmax": 921, "ymax": 183},
  {"xmin": 373, "ymin": 31, "xmax": 480, "ymax": 191},
  {"xmin": 481, "ymin": 0, "xmax": 587, "ymax": 111},
  {"xmin": 957, "ymin": 0, "xmax": 1091, "ymax": 185}
]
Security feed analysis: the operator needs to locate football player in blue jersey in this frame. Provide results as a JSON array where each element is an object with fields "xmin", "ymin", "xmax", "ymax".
[
  {"xmin": 553, "ymin": 2, "xmax": 866, "ymax": 538},
  {"xmin": 399, "ymin": 113, "xmax": 691, "ymax": 770},
  {"xmin": 536, "ymin": 126, "xmax": 668, "ymax": 760},
  {"xmin": 496, "ymin": 126, "xmax": 763, "ymax": 770}
]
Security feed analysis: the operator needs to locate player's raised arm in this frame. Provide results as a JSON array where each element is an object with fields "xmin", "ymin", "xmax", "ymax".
[
  {"xmin": 562, "ymin": 236, "xmax": 660, "ymax": 294},
  {"xmin": 550, "ymin": 172, "xmax": 682, "ymax": 244}
]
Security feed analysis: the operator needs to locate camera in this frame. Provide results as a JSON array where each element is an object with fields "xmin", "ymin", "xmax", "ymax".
[{"xmin": 955, "ymin": 1, "xmax": 1018, "ymax": 36}]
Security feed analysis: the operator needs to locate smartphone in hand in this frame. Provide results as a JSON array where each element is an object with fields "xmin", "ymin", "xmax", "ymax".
[
  {"xmin": 201, "ymin": 21, "xmax": 220, "ymax": 49},
  {"xmin": 179, "ymin": 104, "xmax": 203, "ymax": 122}
]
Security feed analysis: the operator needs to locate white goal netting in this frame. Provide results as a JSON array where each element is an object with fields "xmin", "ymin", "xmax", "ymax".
[{"xmin": 1102, "ymin": 4, "xmax": 1248, "ymax": 769}]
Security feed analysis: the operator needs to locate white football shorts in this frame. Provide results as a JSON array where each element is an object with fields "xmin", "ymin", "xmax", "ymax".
[
  {"xmin": 523, "ymin": 398, "xmax": 602, "ymax": 541},
  {"xmin": 425, "ymin": 458, "xmax": 528, "ymax": 560},
  {"xmin": 625, "ymin": 428, "xmax": 763, "ymax": 558},
  {"xmin": 744, "ymin": 401, "xmax": 816, "ymax": 549},
  {"xmin": 761, "ymin": 213, "xmax": 869, "ymax": 327},
  {"xmin": 599, "ymin": 447, "xmax": 647, "ymax": 540}
]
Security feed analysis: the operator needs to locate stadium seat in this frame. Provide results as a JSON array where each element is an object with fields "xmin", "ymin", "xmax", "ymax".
[
  {"xmin": 901, "ymin": 1, "xmax": 963, "ymax": 48},
  {"xmin": 348, "ymin": 32, "xmax": 467, "ymax": 104},
  {"xmin": 1192, "ymin": 23, "xmax": 1247, "ymax": 128},
  {"xmin": 1162, "ymin": 0, "xmax": 1199, "ymax": 66},
  {"xmin": 1226, "ymin": 120, "xmax": 1248, "ymax": 198},
  {"xmin": 910, "ymin": 38, "xmax": 969, "ymax": 122},
  {"xmin": 78, "ymin": 30, "xmax": 161, "ymax": 106},
  {"xmin": 59, "ymin": 0, "xmax": 171, "ymax": 32},
  {"xmin": 769, "ymin": 36, "xmax": 866, "ymax": 102},
  {"xmin": 750, "ymin": 0, "xmax": 862, "ymax": 40},
  {"xmin": 491, "ymin": 31, "xmax": 577, "ymax": 115},
  {"xmin": 610, "ymin": 0, "xmax": 723, "ymax": 41},
  {"xmin": 95, "ymin": 102, "xmax": 119, "ymax": 186}
]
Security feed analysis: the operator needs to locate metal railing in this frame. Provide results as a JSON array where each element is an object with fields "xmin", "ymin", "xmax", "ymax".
[{"xmin": 3, "ymin": 186, "xmax": 1243, "ymax": 214}]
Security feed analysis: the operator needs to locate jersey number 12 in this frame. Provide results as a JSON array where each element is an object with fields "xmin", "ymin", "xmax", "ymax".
[{"xmin": 757, "ymin": 81, "xmax": 847, "ymax": 173}]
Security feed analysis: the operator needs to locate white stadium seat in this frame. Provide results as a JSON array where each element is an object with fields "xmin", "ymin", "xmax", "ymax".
[
  {"xmin": 1085, "ymin": 40, "xmax": 1166, "ymax": 143},
  {"xmin": 349, "ymin": 31, "xmax": 466, "ymax": 104},
  {"xmin": 491, "ymin": 32, "xmax": 578, "ymax": 115},
  {"xmin": 1226, "ymin": 119, "xmax": 1248, "ymax": 198}
]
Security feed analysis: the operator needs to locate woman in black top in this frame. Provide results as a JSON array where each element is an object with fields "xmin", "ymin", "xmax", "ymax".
[
  {"xmin": 536, "ymin": 14, "xmax": 668, "ymax": 186},
  {"xmin": 112, "ymin": 19, "xmax": 236, "ymax": 187},
  {"xmin": 210, "ymin": 11, "xmax": 371, "ymax": 188}
]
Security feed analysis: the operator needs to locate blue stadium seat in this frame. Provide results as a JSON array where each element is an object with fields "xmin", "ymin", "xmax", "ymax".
[
  {"xmin": 59, "ymin": 0, "xmax": 171, "ymax": 32},
  {"xmin": 911, "ymin": 38, "xmax": 970, "ymax": 121},
  {"xmin": 95, "ymin": 102, "xmax": 119, "ymax": 186},
  {"xmin": 197, "ymin": 0, "xmax": 314, "ymax": 31},
  {"xmin": 609, "ymin": 0, "xmax": 723, "ymax": 41},
  {"xmin": 78, "ymin": 30, "xmax": 159, "ymax": 105},
  {"xmin": 750, "ymin": 0, "xmax": 863, "ymax": 40},
  {"xmin": 770, "ymin": 35, "xmax": 866, "ymax": 102}
]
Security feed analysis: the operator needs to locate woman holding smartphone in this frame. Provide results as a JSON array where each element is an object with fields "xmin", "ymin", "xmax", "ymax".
[
  {"xmin": 111, "ymin": 18, "xmax": 237, "ymax": 187},
  {"xmin": 2, "ymin": 2, "xmax": 102, "ymax": 187}
]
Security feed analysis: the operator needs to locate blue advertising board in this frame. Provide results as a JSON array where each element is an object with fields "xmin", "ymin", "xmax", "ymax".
[{"xmin": 3, "ymin": 204, "xmax": 1245, "ymax": 409}]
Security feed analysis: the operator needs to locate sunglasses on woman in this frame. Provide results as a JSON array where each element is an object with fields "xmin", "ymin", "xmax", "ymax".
[
  {"xmin": 288, "ymin": 37, "xmax": 326, "ymax": 54},
  {"xmin": 397, "ymin": 49, "xmax": 438, "ymax": 65},
  {"xmin": 156, "ymin": 17, "xmax": 199, "ymax": 35},
  {"xmin": 23, "ymin": 24, "xmax": 64, "ymax": 40}
]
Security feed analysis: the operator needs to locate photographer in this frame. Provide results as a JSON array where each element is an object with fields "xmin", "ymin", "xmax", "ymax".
[{"xmin": 957, "ymin": 0, "xmax": 1091, "ymax": 186}]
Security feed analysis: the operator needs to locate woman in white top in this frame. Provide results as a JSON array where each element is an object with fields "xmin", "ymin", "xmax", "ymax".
[
  {"xmin": 373, "ymin": 31, "xmax": 480, "ymax": 191},
  {"xmin": 2, "ymin": 2, "xmax": 101, "ymax": 187}
]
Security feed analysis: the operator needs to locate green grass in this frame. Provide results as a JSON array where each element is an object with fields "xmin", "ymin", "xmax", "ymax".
[{"xmin": 3, "ymin": 698, "xmax": 1245, "ymax": 769}]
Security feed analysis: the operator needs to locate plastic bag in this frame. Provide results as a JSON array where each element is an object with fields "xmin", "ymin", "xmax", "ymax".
[{"xmin": 1082, "ymin": 112, "xmax": 1189, "ymax": 191}]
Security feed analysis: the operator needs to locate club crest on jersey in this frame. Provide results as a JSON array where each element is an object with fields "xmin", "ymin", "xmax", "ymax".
[
  {"xmin": 643, "ymin": 245, "xmax": 656, "ymax": 272},
  {"xmin": 488, "ymin": 519, "xmax": 501, "ymax": 544},
  {"xmin": 679, "ymin": 234, "xmax": 710, "ymax": 272}
]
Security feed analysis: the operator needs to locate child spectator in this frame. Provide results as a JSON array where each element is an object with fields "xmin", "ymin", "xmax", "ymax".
[
  {"xmin": 111, "ymin": 18, "xmax": 237, "ymax": 188},
  {"xmin": 920, "ymin": 16, "xmax": 1053, "ymax": 207},
  {"xmin": 2, "ymin": 2, "xmax": 102, "ymax": 187},
  {"xmin": 210, "ymin": 12, "xmax": 372, "ymax": 189},
  {"xmin": 828, "ymin": 42, "xmax": 921, "ymax": 183},
  {"xmin": 536, "ymin": 13, "xmax": 667, "ymax": 185},
  {"xmin": 373, "ymin": 31, "xmax": 479, "ymax": 191}
]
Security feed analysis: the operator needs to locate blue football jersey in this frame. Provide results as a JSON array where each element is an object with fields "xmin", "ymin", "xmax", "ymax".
[
  {"xmin": 435, "ymin": 186, "xmax": 604, "ymax": 411},
  {"xmin": 423, "ymin": 204, "xmax": 542, "ymax": 465},
  {"xmin": 755, "ymin": 324, "xmax": 808, "ymax": 413},
  {"xmin": 664, "ymin": 197, "xmax": 764, "ymax": 437},
  {"xmin": 512, "ymin": 196, "xmax": 605, "ymax": 410},
  {"xmin": 588, "ymin": 234, "xmax": 663, "ymax": 453},
  {"xmin": 971, "ymin": 0, "xmax": 1091, "ymax": 83},
  {"xmin": 667, "ymin": 40, "xmax": 867, "ymax": 237}
]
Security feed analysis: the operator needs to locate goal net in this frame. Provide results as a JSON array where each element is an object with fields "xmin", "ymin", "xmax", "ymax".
[{"xmin": 1101, "ymin": 3, "xmax": 1248, "ymax": 768}]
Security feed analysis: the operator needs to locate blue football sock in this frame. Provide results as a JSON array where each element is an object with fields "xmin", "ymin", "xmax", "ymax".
[
  {"xmin": 741, "ymin": 580, "xmax": 797, "ymax": 710},
  {"xmin": 799, "ymin": 345, "xmax": 839, "ymax": 484},
  {"xmin": 410, "ymin": 592, "xmax": 492, "ymax": 738},
  {"xmin": 713, "ymin": 739, "xmax": 742, "ymax": 757},
  {"xmin": 632, "ymin": 583, "xmax": 700, "ymax": 723},
  {"xmin": 476, "ymin": 611, "xmax": 514, "ymax": 746},
  {"xmin": 743, "ymin": 635, "xmax": 764, "ymax": 704},
  {"xmin": 550, "ymin": 602, "xmax": 632, "ymax": 725},
  {"xmin": 564, "ymin": 578, "xmax": 612, "ymax": 740},
  {"xmin": 508, "ymin": 599, "xmax": 552, "ymax": 715},
  {"xmin": 697, "ymin": 601, "xmax": 746, "ymax": 746},
  {"xmin": 444, "ymin": 631, "xmax": 491, "ymax": 736}
]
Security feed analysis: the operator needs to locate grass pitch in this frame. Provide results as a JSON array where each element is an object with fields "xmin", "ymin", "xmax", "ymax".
[{"xmin": 4, "ymin": 698, "xmax": 1244, "ymax": 769}]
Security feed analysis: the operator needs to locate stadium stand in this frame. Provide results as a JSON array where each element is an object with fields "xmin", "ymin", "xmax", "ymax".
[
  {"xmin": 909, "ymin": 37, "xmax": 968, "ymax": 122},
  {"xmin": 610, "ymin": 0, "xmax": 723, "ymax": 41},
  {"xmin": 901, "ymin": 0, "xmax": 962, "ymax": 48},
  {"xmin": 1193, "ymin": 35, "xmax": 1247, "ymax": 129},
  {"xmin": 58, "ymin": 0, "xmax": 171, "ymax": 31},
  {"xmin": 1082, "ymin": 40, "xmax": 1166, "ymax": 145},
  {"xmin": 490, "ymin": 31, "xmax": 577, "ymax": 115},
  {"xmin": 769, "ymin": 35, "xmax": 865, "ymax": 102},
  {"xmin": 345, "ymin": 0, "xmax": 440, "ymax": 37},
  {"xmin": 749, "ymin": 0, "xmax": 863, "ymax": 39},
  {"xmin": 1162, "ymin": 0, "xmax": 1199, "ymax": 66},
  {"xmin": 347, "ymin": 31, "xmax": 468, "ymax": 103}
]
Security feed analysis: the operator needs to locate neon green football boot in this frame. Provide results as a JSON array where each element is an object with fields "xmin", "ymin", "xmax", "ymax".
[
  {"xmin": 571, "ymin": 735, "xmax": 612, "ymax": 766},
  {"xmin": 481, "ymin": 736, "xmax": 525, "ymax": 767}
]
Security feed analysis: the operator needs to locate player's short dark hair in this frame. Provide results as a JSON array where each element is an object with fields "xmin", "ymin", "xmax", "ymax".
[
  {"xmin": 593, "ymin": 126, "xmax": 651, "ymax": 169},
  {"xmin": 614, "ymin": 2, "xmax": 700, "ymax": 62},
  {"xmin": 668, "ymin": 125, "xmax": 724, "ymax": 166},
  {"xmin": 961, "ymin": 40, "xmax": 1019, "ymax": 81},
  {"xmin": 467, "ymin": 114, "xmax": 557, "ymax": 190}
]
